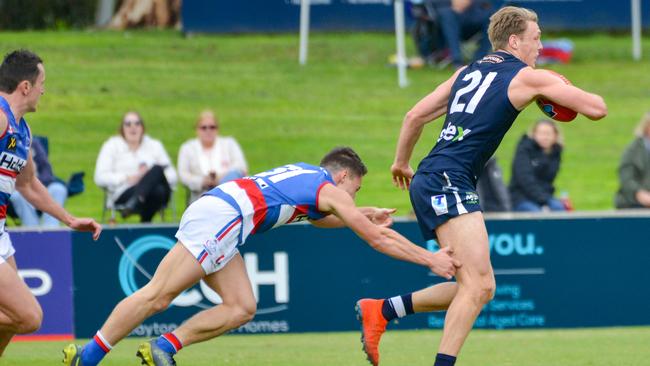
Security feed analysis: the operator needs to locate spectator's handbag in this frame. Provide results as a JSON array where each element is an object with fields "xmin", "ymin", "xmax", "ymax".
[{"xmin": 66, "ymin": 172, "xmax": 85, "ymax": 197}]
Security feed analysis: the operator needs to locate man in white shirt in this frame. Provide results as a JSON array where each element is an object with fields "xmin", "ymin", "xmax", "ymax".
[{"xmin": 177, "ymin": 110, "xmax": 248, "ymax": 204}]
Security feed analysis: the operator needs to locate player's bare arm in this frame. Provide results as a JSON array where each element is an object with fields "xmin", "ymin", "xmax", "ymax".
[
  {"xmin": 0, "ymin": 113, "xmax": 6, "ymax": 134},
  {"xmin": 310, "ymin": 206, "xmax": 397, "ymax": 228},
  {"xmin": 15, "ymin": 152, "xmax": 102, "ymax": 240},
  {"xmin": 392, "ymin": 67, "xmax": 465, "ymax": 190},
  {"xmin": 317, "ymin": 184, "xmax": 460, "ymax": 279},
  {"xmin": 359, "ymin": 207, "xmax": 397, "ymax": 227},
  {"xmin": 510, "ymin": 67, "xmax": 608, "ymax": 119}
]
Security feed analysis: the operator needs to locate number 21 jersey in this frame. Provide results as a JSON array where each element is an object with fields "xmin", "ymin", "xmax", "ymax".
[{"xmin": 417, "ymin": 51, "xmax": 528, "ymax": 182}]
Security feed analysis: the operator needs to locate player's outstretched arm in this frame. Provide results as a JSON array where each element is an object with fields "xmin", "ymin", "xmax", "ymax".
[
  {"xmin": 317, "ymin": 184, "xmax": 460, "ymax": 278},
  {"xmin": 358, "ymin": 207, "xmax": 397, "ymax": 227},
  {"xmin": 15, "ymin": 152, "xmax": 102, "ymax": 240},
  {"xmin": 393, "ymin": 67, "xmax": 464, "ymax": 190},
  {"xmin": 310, "ymin": 207, "xmax": 396, "ymax": 228},
  {"xmin": 511, "ymin": 68, "xmax": 608, "ymax": 120},
  {"xmin": 309, "ymin": 215, "xmax": 345, "ymax": 228}
]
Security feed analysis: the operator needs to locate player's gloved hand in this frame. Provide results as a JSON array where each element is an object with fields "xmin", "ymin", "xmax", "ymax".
[
  {"xmin": 368, "ymin": 207, "xmax": 397, "ymax": 227},
  {"xmin": 391, "ymin": 163, "xmax": 414, "ymax": 190},
  {"xmin": 428, "ymin": 247, "xmax": 461, "ymax": 280},
  {"xmin": 68, "ymin": 217, "xmax": 102, "ymax": 241}
]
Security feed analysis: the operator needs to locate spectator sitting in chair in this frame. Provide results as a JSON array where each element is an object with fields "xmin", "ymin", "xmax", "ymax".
[
  {"xmin": 94, "ymin": 111, "xmax": 177, "ymax": 222},
  {"xmin": 476, "ymin": 156, "xmax": 510, "ymax": 212},
  {"xmin": 9, "ymin": 136, "xmax": 68, "ymax": 227},
  {"xmin": 177, "ymin": 109, "xmax": 248, "ymax": 204},
  {"xmin": 615, "ymin": 112, "xmax": 650, "ymax": 209},
  {"xmin": 509, "ymin": 119, "xmax": 566, "ymax": 212},
  {"xmin": 440, "ymin": 0, "xmax": 494, "ymax": 68}
]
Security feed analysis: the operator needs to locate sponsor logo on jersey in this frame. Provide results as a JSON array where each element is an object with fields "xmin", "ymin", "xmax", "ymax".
[
  {"xmin": 541, "ymin": 103, "xmax": 557, "ymax": 118},
  {"xmin": 289, "ymin": 214, "xmax": 309, "ymax": 223},
  {"xmin": 6, "ymin": 136, "xmax": 16, "ymax": 151},
  {"xmin": 0, "ymin": 151, "xmax": 26, "ymax": 172},
  {"xmin": 438, "ymin": 123, "xmax": 471, "ymax": 143},
  {"xmin": 479, "ymin": 54, "xmax": 505, "ymax": 64},
  {"xmin": 431, "ymin": 194, "xmax": 448, "ymax": 216},
  {"xmin": 465, "ymin": 191, "xmax": 479, "ymax": 204}
]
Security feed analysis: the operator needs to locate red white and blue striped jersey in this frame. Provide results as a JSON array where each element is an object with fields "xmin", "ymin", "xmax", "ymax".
[
  {"xmin": 0, "ymin": 96, "xmax": 31, "ymax": 231},
  {"xmin": 205, "ymin": 163, "xmax": 334, "ymax": 241}
]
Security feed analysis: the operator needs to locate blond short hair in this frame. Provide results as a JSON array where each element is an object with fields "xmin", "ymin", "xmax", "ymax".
[
  {"xmin": 634, "ymin": 112, "xmax": 650, "ymax": 138},
  {"xmin": 196, "ymin": 109, "xmax": 218, "ymax": 128},
  {"xmin": 488, "ymin": 6, "xmax": 538, "ymax": 51}
]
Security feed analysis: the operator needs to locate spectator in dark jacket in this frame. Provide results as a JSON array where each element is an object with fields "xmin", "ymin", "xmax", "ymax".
[
  {"xmin": 509, "ymin": 119, "xmax": 565, "ymax": 212},
  {"xmin": 476, "ymin": 156, "xmax": 510, "ymax": 212},
  {"xmin": 9, "ymin": 137, "xmax": 68, "ymax": 226},
  {"xmin": 615, "ymin": 112, "xmax": 650, "ymax": 208}
]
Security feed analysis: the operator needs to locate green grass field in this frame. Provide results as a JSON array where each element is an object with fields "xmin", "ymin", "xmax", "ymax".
[
  {"xmin": 3, "ymin": 327, "xmax": 650, "ymax": 365},
  {"xmin": 0, "ymin": 30, "xmax": 648, "ymax": 366},
  {"xmin": 0, "ymin": 31, "xmax": 649, "ymax": 222}
]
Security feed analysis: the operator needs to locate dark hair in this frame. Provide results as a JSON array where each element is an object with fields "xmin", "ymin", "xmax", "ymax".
[
  {"xmin": 320, "ymin": 146, "xmax": 367, "ymax": 177},
  {"xmin": 0, "ymin": 50, "xmax": 43, "ymax": 93}
]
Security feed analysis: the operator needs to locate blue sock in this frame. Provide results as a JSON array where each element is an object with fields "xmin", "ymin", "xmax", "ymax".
[
  {"xmin": 156, "ymin": 333, "xmax": 183, "ymax": 355},
  {"xmin": 434, "ymin": 353, "xmax": 456, "ymax": 366},
  {"xmin": 381, "ymin": 293, "xmax": 414, "ymax": 321},
  {"xmin": 81, "ymin": 332, "xmax": 112, "ymax": 366}
]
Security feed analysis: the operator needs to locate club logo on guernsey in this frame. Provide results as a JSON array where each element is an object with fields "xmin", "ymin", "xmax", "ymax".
[
  {"xmin": 438, "ymin": 123, "xmax": 471, "ymax": 143},
  {"xmin": 0, "ymin": 151, "xmax": 26, "ymax": 172},
  {"xmin": 479, "ymin": 54, "xmax": 505, "ymax": 64},
  {"xmin": 6, "ymin": 136, "xmax": 16, "ymax": 151}
]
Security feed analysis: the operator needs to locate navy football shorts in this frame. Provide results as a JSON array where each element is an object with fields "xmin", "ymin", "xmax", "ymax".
[{"xmin": 409, "ymin": 170, "xmax": 482, "ymax": 240}]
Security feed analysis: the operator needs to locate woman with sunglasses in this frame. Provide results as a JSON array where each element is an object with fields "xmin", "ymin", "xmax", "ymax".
[
  {"xmin": 177, "ymin": 109, "xmax": 248, "ymax": 204},
  {"xmin": 94, "ymin": 111, "xmax": 177, "ymax": 222}
]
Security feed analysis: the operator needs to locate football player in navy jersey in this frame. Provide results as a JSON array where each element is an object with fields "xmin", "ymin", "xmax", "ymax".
[
  {"xmin": 356, "ymin": 6, "xmax": 607, "ymax": 366},
  {"xmin": 63, "ymin": 147, "xmax": 460, "ymax": 366}
]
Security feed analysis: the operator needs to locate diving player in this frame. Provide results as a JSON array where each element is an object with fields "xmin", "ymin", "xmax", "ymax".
[{"xmin": 63, "ymin": 146, "xmax": 460, "ymax": 366}]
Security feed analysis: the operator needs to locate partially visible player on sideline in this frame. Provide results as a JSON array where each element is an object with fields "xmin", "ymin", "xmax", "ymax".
[
  {"xmin": 356, "ymin": 6, "xmax": 607, "ymax": 366},
  {"xmin": 63, "ymin": 147, "xmax": 460, "ymax": 366},
  {"xmin": 0, "ymin": 50, "xmax": 101, "ymax": 356}
]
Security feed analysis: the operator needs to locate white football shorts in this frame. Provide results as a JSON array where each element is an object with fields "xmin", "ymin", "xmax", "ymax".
[
  {"xmin": 176, "ymin": 195, "xmax": 243, "ymax": 275},
  {"xmin": 0, "ymin": 231, "xmax": 15, "ymax": 265}
]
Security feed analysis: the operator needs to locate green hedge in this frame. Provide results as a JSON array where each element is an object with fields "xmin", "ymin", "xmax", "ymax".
[{"xmin": 0, "ymin": 0, "xmax": 97, "ymax": 29}]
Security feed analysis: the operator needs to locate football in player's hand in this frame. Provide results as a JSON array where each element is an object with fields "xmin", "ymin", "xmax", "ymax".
[{"xmin": 536, "ymin": 71, "xmax": 577, "ymax": 122}]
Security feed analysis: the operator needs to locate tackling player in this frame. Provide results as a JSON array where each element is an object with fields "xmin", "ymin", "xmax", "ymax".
[
  {"xmin": 356, "ymin": 6, "xmax": 607, "ymax": 366},
  {"xmin": 63, "ymin": 147, "xmax": 460, "ymax": 366}
]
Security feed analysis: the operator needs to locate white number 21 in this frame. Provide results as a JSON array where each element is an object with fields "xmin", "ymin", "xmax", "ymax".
[{"xmin": 449, "ymin": 70, "xmax": 497, "ymax": 114}]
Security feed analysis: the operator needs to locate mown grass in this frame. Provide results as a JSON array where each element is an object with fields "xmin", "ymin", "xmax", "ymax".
[
  {"xmin": 0, "ymin": 30, "xmax": 648, "ymax": 222},
  {"xmin": 4, "ymin": 327, "xmax": 650, "ymax": 365}
]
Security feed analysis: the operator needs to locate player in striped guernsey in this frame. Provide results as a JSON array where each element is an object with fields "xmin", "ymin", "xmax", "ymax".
[
  {"xmin": 0, "ymin": 50, "xmax": 101, "ymax": 357},
  {"xmin": 63, "ymin": 147, "xmax": 460, "ymax": 366}
]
